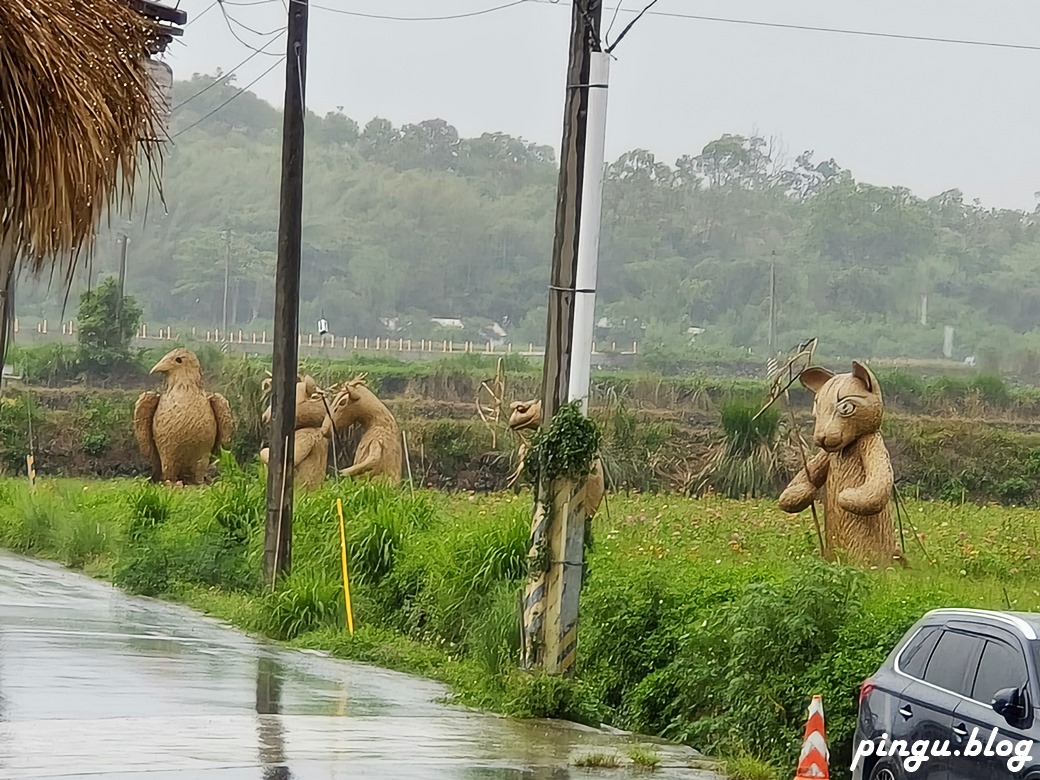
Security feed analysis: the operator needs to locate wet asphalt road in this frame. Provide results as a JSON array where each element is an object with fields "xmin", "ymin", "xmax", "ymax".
[{"xmin": 0, "ymin": 551, "xmax": 721, "ymax": 780}]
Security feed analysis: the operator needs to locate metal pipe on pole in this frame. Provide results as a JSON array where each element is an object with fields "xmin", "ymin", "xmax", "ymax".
[
  {"xmin": 264, "ymin": 0, "xmax": 308, "ymax": 587},
  {"xmin": 567, "ymin": 51, "xmax": 609, "ymax": 414}
]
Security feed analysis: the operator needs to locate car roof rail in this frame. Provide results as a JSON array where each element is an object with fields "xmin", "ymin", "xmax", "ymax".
[{"xmin": 925, "ymin": 608, "xmax": 1038, "ymax": 640}]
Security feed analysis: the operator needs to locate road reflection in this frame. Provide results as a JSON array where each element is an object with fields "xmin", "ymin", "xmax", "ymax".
[{"xmin": 256, "ymin": 653, "xmax": 291, "ymax": 780}]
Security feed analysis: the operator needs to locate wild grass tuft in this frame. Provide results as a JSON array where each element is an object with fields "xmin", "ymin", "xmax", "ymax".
[
  {"xmin": 573, "ymin": 751, "xmax": 622, "ymax": 768},
  {"xmin": 724, "ymin": 755, "xmax": 778, "ymax": 780},
  {"xmin": 626, "ymin": 746, "xmax": 661, "ymax": 771},
  {"xmin": 693, "ymin": 399, "xmax": 786, "ymax": 499}
]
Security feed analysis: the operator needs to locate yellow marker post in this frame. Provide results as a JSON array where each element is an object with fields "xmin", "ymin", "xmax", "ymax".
[
  {"xmin": 26, "ymin": 454, "xmax": 35, "ymax": 491},
  {"xmin": 336, "ymin": 498, "xmax": 355, "ymax": 634}
]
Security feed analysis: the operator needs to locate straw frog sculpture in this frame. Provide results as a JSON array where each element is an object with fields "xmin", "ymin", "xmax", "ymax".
[
  {"xmin": 778, "ymin": 360, "xmax": 905, "ymax": 567},
  {"xmin": 259, "ymin": 373, "xmax": 330, "ymax": 491}
]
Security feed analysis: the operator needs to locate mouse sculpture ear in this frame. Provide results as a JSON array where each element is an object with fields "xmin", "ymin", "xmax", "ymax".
[
  {"xmin": 799, "ymin": 366, "xmax": 835, "ymax": 395},
  {"xmin": 851, "ymin": 360, "xmax": 878, "ymax": 394}
]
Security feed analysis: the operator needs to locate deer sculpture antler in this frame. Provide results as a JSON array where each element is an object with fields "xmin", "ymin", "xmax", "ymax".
[
  {"xmin": 506, "ymin": 427, "xmax": 533, "ymax": 489},
  {"xmin": 475, "ymin": 358, "xmax": 505, "ymax": 451}
]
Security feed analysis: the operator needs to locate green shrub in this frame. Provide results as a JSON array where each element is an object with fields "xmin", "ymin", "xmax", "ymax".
[{"xmin": 259, "ymin": 571, "xmax": 344, "ymax": 640}]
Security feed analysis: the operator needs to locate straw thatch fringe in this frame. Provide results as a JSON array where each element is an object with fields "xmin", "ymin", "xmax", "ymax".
[{"xmin": 0, "ymin": 0, "xmax": 166, "ymax": 277}]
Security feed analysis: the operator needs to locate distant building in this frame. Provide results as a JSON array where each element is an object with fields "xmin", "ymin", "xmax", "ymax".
[{"xmin": 431, "ymin": 317, "xmax": 465, "ymax": 329}]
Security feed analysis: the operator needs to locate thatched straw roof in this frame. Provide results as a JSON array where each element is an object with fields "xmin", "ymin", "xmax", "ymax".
[{"xmin": 0, "ymin": 0, "xmax": 175, "ymax": 274}]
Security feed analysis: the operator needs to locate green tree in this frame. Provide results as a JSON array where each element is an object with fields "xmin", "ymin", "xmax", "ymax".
[{"xmin": 76, "ymin": 276, "xmax": 142, "ymax": 376}]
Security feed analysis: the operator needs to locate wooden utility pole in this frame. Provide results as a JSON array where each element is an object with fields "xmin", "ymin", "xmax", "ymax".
[
  {"xmin": 521, "ymin": 0, "xmax": 604, "ymax": 676},
  {"xmin": 264, "ymin": 0, "xmax": 308, "ymax": 587},
  {"xmin": 222, "ymin": 228, "xmax": 232, "ymax": 336},
  {"xmin": 0, "ymin": 231, "xmax": 15, "ymax": 379},
  {"xmin": 116, "ymin": 233, "xmax": 129, "ymax": 341}
]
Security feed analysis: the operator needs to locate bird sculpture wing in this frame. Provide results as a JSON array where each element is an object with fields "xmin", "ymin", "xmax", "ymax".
[
  {"xmin": 133, "ymin": 391, "xmax": 162, "ymax": 480},
  {"xmin": 208, "ymin": 393, "xmax": 235, "ymax": 453}
]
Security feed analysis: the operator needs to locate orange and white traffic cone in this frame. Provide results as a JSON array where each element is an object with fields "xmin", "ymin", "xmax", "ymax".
[{"xmin": 795, "ymin": 694, "xmax": 829, "ymax": 779}]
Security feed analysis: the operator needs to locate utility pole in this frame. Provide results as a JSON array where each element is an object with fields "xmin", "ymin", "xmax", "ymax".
[
  {"xmin": 222, "ymin": 228, "xmax": 232, "ymax": 336},
  {"xmin": 0, "ymin": 231, "xmax": 15, "ymax": 380},
  {"xmin": 116, "ymin": 233, "xmax": 129, "ymax": 342},
  {"xmin": 264, "ymin": 0, "xmax": 308, "ymax": 587},
  {"xmin": 522, "ymin": 0, "xmax": 605, "ymax": 676},
  {"xmin": 768, "ymin": 251, "xmax": 777, "ymax": 355}
]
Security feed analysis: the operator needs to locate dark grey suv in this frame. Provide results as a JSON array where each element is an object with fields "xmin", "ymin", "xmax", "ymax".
[{"xmin": 852, "ymin": 608, "xmax": 1040, "ymax": 780}]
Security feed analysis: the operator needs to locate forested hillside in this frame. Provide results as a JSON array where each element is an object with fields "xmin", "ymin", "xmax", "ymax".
[{"xmin": 16, "ymin": 72, "xmax": 1040, "ymax": 364}]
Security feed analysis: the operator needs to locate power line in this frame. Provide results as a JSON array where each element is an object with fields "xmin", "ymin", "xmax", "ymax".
[
  {"xmin": 171, "ymin": 56, "xmax": 286, "ymax": 140},
  {"xmin": 604, "ymin": 0, "xmax": 625, "ymax": 48},
  {"xmin": 604, "ymin": 0, "xmax": 659, "ymax": 55},
  {"xmin": 530, "ymin": 0, "xmax": 1040, "ymax": 53},
  {"xmin": 186, "ymin": 0, "xmax": 219, "ymax": 26},
  {"xmin": 310, "ymin": 0, "xmax": 528, "ymax": 22},
  {"xmin": 172, "ymin": 30, "xmax": 286, "ymax": 111},
  {"xmin": 219, "ymin": 0, "xmax": 285, "ymax": 36},
  {"xmin": 218, "ymin": 0, "xmax": 285, "ymax": 55}
]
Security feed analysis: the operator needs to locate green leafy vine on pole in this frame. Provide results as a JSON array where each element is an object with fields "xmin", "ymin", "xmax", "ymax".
[
  {"xmin": 523, "ymin": 400, "xmax": 602, "ymax": 578},
  {"xmin": 523, "ymin": 400, "xmax": 602, "ymax": 486}
]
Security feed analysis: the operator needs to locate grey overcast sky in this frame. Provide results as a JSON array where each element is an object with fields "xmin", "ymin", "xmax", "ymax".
[{"xmin": 165, "ymin": 0, "xmax": 1040, "ymax": 210}]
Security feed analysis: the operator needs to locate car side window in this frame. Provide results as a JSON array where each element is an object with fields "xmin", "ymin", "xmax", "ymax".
[
  {"xmin": 972, "ymin": 639, "xmax": 1028, "ymax": 705},
  {"xmin": 923, "ymin": 629, "xmax": 984, "ymax": 696},
  {"xmin": 899, "ymin": 626, "xmax": 941, "ymax": 679}
]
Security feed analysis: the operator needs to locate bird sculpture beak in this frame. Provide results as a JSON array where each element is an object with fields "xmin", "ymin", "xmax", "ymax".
[{"xmin": 149, "ymin": 358, "xmax": 167, "ymax": 375}]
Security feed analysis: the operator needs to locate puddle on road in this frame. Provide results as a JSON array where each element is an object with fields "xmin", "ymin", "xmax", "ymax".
[{"xmin": 0, "ymin": 552, "xmax": 721, "ymax": 780}]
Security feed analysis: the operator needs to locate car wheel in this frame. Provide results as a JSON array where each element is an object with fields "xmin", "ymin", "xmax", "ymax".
[{"xmin": 869, "ymin": 761, "xmax": 900, "ymax": 780}]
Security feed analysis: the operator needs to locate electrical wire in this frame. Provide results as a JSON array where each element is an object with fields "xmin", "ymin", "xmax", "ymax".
[
  {"xmin": 604, "ymin": 0, "xmax": 625, "ymax": 48},
  {"xmin": 219, "ymin": 0, "xmax": 285, "ymax": 36},
  {"xmin": 172, "ymin": 30, "xmax": 286, "ymax": 111},
  {"xmin": 218, "ymin": 0, "xmax": 285, "ymax": 55},
  {"xmin": 604, "ymin": 0, "xmax": 659, "ymax": 54},
  {"xmin": 171, "ymin": 56, "xmax": 286, "ymax": 140},
  {"xmin": 186, "ymin": 0, "xmax": 219, "ymax": 26},
  {"xmin": 310, "ymin": 0, "xmax": 528, "ymax": 22},
  {"xmin": 530, "ymin": 0, "xmax": 1040, "ymax": 53}
]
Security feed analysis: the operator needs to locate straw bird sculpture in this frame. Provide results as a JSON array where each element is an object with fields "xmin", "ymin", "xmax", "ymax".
[
  {"xmin": 507, "ymin": 399, "xmax": 605, "ymax": 518},
  {"xmin": 322, "ymin": 375, "xmax": 402, "ymax": 484},
  {"xmin": 0, "ymin": 0, "xmax": 182, "ymax": 370},
  {"xmin": 134, "ymin": 348, "xmax": 234, "ymax": 485},
  {"xmin": 778, "ymin": 361, "xmax": 904, "ymax": 567}
]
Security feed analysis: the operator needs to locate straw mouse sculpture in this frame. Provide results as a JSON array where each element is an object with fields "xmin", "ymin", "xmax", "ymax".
[{"xmin": 778, "ymin": 360, "xmax": 905, "ymax": 567}]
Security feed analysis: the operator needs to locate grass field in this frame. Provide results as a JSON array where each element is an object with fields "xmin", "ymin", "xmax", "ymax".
[{"xmin": 1, "ymin": 469, "xmax": 1036, "ymax": 780}]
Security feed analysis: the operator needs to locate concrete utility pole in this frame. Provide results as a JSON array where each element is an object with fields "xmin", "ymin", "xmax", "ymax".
[
  {"xmin": 264, "ymin": 0, "xmax": 308, "ymax": 587},
  {"xmin": 222, "ymin": 228, "xmax": 232, "ymax": 336},
  {"xmin": 522, "ymin": 0, "xmax": 606, "ymax": 676}
]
